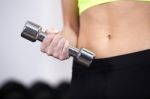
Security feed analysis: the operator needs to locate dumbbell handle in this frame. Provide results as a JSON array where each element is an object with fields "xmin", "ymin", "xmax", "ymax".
[{"xmin": 21, "ymin": 21, "xmax": 96, "ymax": 67}]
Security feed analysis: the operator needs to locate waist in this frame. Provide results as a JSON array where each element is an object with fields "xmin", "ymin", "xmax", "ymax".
[
  {"xmin": 73, "ymin": 49, "xmax": 150, "ymax": 72},
  {"xmin": 77, "ymin": 31, "xmax": 150, "ymax": 58}
]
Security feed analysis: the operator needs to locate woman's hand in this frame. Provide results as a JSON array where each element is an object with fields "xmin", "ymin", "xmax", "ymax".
[{"xmin": 40, "ymin": 28, "xmax": 70, "ymax": 60}]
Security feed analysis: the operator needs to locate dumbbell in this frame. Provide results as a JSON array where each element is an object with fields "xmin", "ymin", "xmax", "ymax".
[{"xmin": 21, "ymin": 21, "xmax": 96, "ymax": 67}]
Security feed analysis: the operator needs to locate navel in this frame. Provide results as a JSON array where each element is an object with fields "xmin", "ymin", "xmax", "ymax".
[{"xmin": 107, "ymin": 34, "xmax": 112, "ymax": 40}]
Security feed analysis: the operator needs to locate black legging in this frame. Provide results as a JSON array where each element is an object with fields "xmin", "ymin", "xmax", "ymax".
[{"xmin": 70, "ymin": 49, "xmax": 150, "ymax": 99}]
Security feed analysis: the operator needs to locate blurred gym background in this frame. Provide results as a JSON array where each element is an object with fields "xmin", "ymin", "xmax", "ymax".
[{"xmin": 0, "ymin": 0, "xmax": 72, "ymax": 98}]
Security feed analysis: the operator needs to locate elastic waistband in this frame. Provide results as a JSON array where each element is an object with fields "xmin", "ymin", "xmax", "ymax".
[{"xmin": 73, "ymin": 49, "xmax": 150, "ymax": 72}]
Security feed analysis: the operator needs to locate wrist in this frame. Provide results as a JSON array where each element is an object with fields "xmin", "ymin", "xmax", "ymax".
[{"xmin": 61, "ymin": 27, "xmax": 78, "ymax": 47}]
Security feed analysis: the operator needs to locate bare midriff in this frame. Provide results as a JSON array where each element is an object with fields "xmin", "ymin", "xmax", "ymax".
[{"xmin": 77, "ymin": 0, "xmax": 150, "ymax": 58}]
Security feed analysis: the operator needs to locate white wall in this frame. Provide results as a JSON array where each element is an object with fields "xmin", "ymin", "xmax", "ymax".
[{"xmin": 0, "ymin": 0, "xmax": 72, "ymax": 87}]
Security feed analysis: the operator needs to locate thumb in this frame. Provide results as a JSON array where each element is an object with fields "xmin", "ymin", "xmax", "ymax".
[{"xmin": 45, "ymin": 28, "xmax": 59, "ymax": 34}]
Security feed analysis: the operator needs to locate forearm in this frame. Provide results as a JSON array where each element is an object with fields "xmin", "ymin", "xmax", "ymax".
[
  {"xmin": 61, "ymin": 0, "xmax": 79, "ymax": 47},
  {"xmin": 61, "ymin": 25, "xmax": 78, "ymax": 47}
]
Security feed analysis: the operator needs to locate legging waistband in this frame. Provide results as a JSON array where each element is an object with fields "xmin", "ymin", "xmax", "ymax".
[{"xmin": 73, "ymin": 49, "xmax": 150, "ymax": 72}]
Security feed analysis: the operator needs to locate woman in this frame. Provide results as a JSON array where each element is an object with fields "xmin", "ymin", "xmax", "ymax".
[{"xmin": 40, "ymin": 0, "xmax": 150, "ymax": 98}]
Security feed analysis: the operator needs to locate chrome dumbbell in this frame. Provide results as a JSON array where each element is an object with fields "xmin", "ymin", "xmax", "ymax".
[{"xmin": 21, "ymin": 21, "xmax": 95, "ymax": 67}]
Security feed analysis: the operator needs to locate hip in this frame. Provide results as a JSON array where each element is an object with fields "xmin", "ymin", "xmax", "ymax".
[
  {"xmin": 70, "ymin": 49, "xmax": 150, "ymax": 99},
  {"xmin": 77, "ymin": 36, "xmax": 150, "ymax": 58}
]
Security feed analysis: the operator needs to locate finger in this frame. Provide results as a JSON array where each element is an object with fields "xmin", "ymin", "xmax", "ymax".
[
  {"xmin": 40, "ymin": 33, "xmax": 54, "ymax": 52},
  {"xmin": 48, "ymin": 34, "xmax": 62, "ymax": 57},
  {"xmin": 59, "ymin": 40, "xmax": 70, "ymax": 60},
  {"xmin": 47, "ymin": 38, "xmax": 65, "ymax": 56},
  {"xmin": 56, "ymin": 38, "xmax": 66, "ymax": 57}
]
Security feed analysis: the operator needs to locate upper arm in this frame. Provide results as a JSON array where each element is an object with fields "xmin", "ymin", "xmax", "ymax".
[{"xmin": 61, "ymin": 0, "xmax": 79, "ymax": 33}]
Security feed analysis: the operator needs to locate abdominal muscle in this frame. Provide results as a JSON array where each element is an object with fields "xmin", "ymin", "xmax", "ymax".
[{"xmin": 77, "ymin": 0, "xmax": 150, "ymax": 58}]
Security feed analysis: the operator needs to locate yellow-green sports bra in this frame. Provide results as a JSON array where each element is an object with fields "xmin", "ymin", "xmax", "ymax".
[{"xmin": 78, "ymin": 0, "xmax": 150, "ymax": 14}]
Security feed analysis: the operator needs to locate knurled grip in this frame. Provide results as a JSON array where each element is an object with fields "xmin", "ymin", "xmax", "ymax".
[{"xmin": 21, "ymin": 21, "xmax": 96, "ymax": 67}]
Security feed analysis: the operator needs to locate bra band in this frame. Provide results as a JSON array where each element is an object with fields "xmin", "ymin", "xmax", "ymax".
[{"xmin": 78, "ymin": 0, "xmax": 150, "ymax": 15}]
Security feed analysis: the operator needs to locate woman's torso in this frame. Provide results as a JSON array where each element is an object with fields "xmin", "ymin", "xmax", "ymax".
[{"xmin": 77, "ymin": 0, "xmax": 150, "ymax": 58}]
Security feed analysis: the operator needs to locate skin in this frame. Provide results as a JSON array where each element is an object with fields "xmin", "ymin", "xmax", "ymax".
[{"xmin": 41, "ymin": 0, "xmax": 150, "ymax": 60}]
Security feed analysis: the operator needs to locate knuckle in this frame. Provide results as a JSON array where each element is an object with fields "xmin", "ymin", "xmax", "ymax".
[
  {"xmin": 40, "ymin": 48, "xmax": 44, "ymax": 52},
  {"xmin": 61, "ymin": 51, "xmax": 67, "ymax": 58},
  {"xmin": 50, "ymin": 28, "xmax": 56, "ymax": 33},
  {"xmin": 46, "ymin": 28, "xmax": 54, "ymax": 33},
  {"xmin": 60, "ymin": 55, "xmax": 66, "ymax": 60},
  {"xmin": 59, "ymin": 57, "xmax": 65, "ymax": 61},
  {"xmin": 46, "ymin": 34, "xmax": 54, "ymax": 41},
  {"xmin": 53, "ymin": 52, "xmax": 59, "ymax": 58},
  {"xmin": 47, "ymin": 51, "xmax": 52, "ymax": 56},
  {"xmin": 53, "ymin": 29, "xmax": 59, "ymax": 33},
  {"xmin": 46, "ymin": 49, "xmax": 51, "ymax": 55},
  {"xmin": 40, "ymin": 48, "xmax": 45, "ymax": 53},
  {"xmin": 45, "ymin": 28, "xmax": 60, "ymax": 35},
  {"xmin": 40, "ymin": 45, "xmax": 45, "ymax": 52},
  {"xmin": 42, "ymin": 37, "xmax": 49, "ymax": 45},
  {"xmin": 45, "ymin": 29, "xmax": 51, "ymax": 34},
  {"xmin": 59, "ymin": 55, "xmax": 65, "ymax": 60},
  {"xmin": 46, "ymin": 47, "xmax": 52, "ymax": 55}
]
